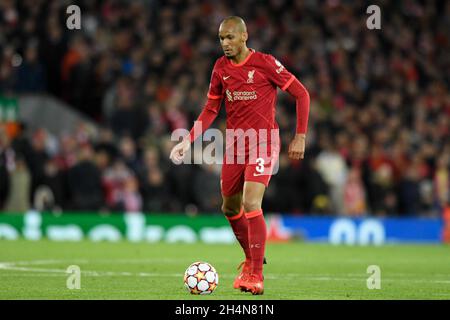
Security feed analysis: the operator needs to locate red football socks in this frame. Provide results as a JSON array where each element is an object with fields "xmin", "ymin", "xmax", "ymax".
[
  {"xmin": 226, "ymin": 208, "xmax": 251, "ymax": 263},
  {"xmin": 245, "ymin": 209, "xmax": 267, "ymax": 278}
]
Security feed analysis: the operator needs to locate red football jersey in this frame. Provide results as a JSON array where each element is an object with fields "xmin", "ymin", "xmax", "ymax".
[
  {"xmin": 207, "ymin": 49, "xmax": 294, "ymax": 131},
  {"xmin": 207, "ymin": 49, "xmax": 295, "ymax": 159}
]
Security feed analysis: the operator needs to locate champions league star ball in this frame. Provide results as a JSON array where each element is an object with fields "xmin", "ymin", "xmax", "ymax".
[{"xmin": 184, "ymin": 262, "xmax": 219, "ymax": 295}]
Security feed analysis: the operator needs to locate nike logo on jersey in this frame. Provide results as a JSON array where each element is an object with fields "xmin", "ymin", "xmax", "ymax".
[{"xmin": 223, "ymin": 75, "xmax": 230, "ymax": 80}]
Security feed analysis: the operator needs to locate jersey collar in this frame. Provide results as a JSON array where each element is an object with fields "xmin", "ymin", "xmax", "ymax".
[{"xmin": 229, "ymin": 48, "xmax": 254, "ymax": 67}]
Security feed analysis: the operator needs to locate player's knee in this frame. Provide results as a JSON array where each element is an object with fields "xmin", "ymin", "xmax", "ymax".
[
  {"xmin": 242, "ymin": 199, "xmax": 261, "ymax": 213},
  {"xmin": 221, "ymin": 203, "xmax": 240, "ymax": 217}
]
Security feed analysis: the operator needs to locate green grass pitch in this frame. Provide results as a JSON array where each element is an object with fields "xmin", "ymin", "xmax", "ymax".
[{"xmin": 0, "ymin": 240, "xmax": 449, "ymax": 299}]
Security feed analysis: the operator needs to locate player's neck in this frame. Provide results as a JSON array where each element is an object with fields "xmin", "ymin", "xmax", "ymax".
[{"xmin": 231, "ymin": 47, "xmax": 251, "ymax": 65}]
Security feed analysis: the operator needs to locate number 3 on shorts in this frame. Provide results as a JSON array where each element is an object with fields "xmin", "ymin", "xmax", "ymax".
[{"xmin": 256, "ymin": 157, "xmax": 265, "ymax": 173}]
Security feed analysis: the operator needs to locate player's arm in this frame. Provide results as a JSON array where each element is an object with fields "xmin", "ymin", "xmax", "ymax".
[
  {"xmin": 187, "ymin": 95, "xmax": 222, "ymax": 143},
  {"xmin": 285, "ymin": 78, "xmax": 310, "ymax": 160},
  {"xmin": 170, "ymin": 65, "xmax": 223, "ymax": 164},
  {"xmin": 261, "ymin": 54, "xmax": 311, "ymax": 160},
  {"xmin": 169, "ymin": 97, "xmax": 222, "ymax": 164}
]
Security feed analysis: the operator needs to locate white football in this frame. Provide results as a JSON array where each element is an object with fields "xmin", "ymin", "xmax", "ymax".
[{"xmin": 184, "ymin": 261, "xmax": 219, "ymax": 295}]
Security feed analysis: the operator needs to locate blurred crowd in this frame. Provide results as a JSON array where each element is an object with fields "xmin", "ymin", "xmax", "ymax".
[{"xmin": 0, "ymin": 0, "xmax": 449, "ymax": 216}]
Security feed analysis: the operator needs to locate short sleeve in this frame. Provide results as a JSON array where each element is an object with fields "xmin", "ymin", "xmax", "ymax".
[
  {"xmin": 262, "ymin": 54, "xmax": 295, "ymax": 91},
  {"xmin": 207, "ymin": 62, "xmax": 223, "ymax": 99}
]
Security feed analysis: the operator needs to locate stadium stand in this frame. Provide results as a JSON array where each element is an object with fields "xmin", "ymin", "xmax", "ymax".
[{"xmin": 0, "ymin": 0, "xmax": 449, "ymax": 216}]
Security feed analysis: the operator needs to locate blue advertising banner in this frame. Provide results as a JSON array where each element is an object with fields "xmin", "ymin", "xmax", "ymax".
[{"xmin": 281, "ymin": 216, "xmax": 444, "ymax": 245}]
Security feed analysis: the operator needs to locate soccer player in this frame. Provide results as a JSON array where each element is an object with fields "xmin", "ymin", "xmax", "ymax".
[{"xmin": 170, "ymin": 16, "xmax": 310, "ymax": 295}]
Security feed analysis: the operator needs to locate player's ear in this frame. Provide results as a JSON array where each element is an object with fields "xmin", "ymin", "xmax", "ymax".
[{"xmin": 242, "ymin": 32, "xmax": 248, "ymax": 42}]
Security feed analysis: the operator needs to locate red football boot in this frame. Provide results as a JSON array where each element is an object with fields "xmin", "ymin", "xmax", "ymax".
[
  {"xmin": 239, "ymin": 273, "xmax": 264, "ymax": 295},
  {"xmin": 233, "ymin": 260, "xmax": 251, "ymax": 289}
]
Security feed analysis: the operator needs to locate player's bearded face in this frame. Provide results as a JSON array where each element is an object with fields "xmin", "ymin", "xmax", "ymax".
[{"xmin": 219, "ymin": 27, "xmax": 246, "ymax": 58}]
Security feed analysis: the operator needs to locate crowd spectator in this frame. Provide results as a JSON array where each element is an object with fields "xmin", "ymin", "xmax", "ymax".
[
  {"xmin": 67, "ymin": 143, "xmax": 104, "ymax": 211},
  {"xmin": 4, "ymin": 154, "xmax": 30, "ymax": 212}
]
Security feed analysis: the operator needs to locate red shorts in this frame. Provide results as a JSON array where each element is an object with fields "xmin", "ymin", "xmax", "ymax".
[{"xmin": 220, "ymin": 147, "xmax": 280, "ymax": 197}]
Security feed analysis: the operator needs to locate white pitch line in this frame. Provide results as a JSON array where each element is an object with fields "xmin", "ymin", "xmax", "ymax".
[{"xmin": 1, "ymin": 260, "xmax": 449, "ymax": 284}]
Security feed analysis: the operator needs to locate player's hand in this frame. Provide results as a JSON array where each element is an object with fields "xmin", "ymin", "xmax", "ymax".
[
  {"xmin": 169, "ymin": 137, "xmax": 191, "ymax": 165},
  {"xmin": 288, "ymin": 134, "xmax": 306, "ymax": 160}
]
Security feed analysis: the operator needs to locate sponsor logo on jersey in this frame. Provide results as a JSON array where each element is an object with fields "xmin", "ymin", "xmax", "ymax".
[
  {"xmin": 225, "ymin": 89, "xmax": 257, "ymax": 102},
  {"xmin": 232, "ymin": 91, "xmax": 257, "ymax": 101},
  {"xmin": 226, "ymin": 89, "xmax": 233, "ymax": 102}
]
